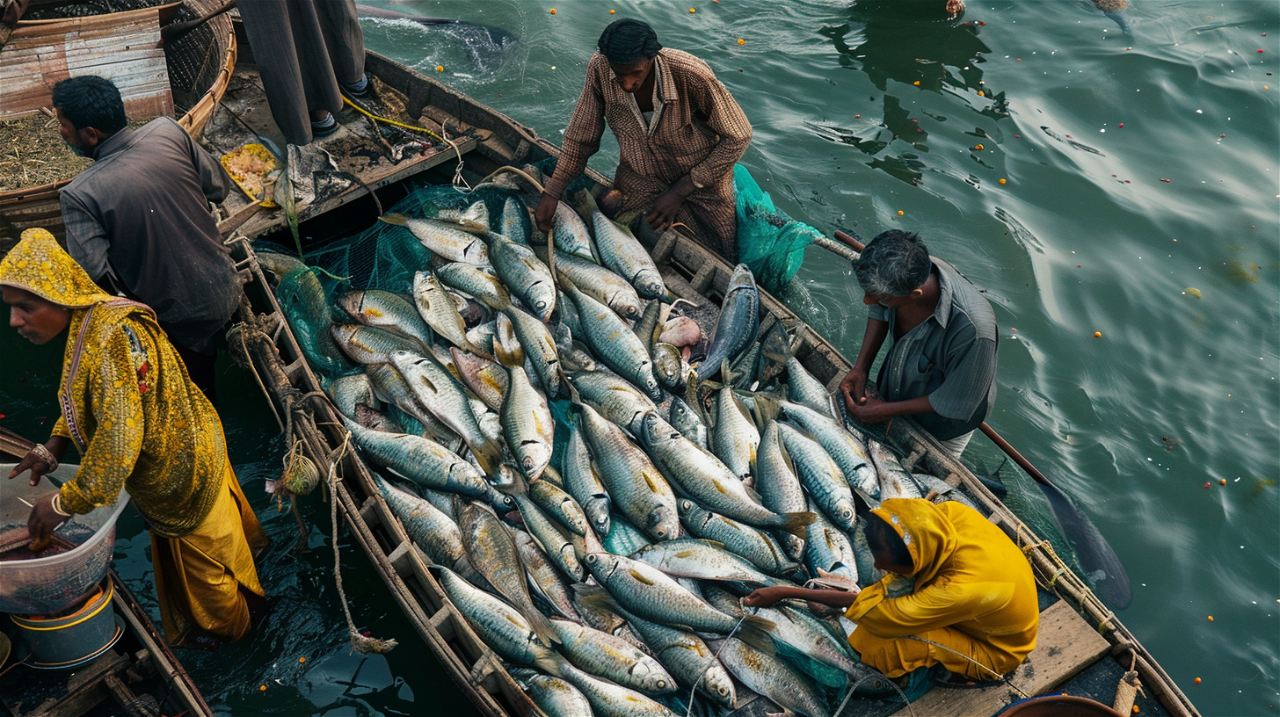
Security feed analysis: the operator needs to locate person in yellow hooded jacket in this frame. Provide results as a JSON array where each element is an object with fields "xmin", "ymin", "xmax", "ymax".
[
  {"xmin": 744, "ymin": 497, "xmax": 1039, "ymax": 682},
  {"xmin": 2, "ymin": 228, "xmax": 266, "ymax": 647}
]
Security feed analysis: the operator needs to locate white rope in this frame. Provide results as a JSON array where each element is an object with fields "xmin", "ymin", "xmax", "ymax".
[
  {"xmin": 684, "ymin": 613, "xmax": 748, "ymax": 717},
  {"xmin": 905, "ymin": 634, "xmax": 1028, "ymax": 699}
]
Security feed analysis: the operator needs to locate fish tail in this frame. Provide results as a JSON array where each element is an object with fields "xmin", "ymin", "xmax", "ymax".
[
  {"xmin": 471, "ymin": 439, "xmax": 507, "ymax": 485},
  {"xmin": 379, "ymin": 213, "xmax": 408, "ymax": 226},
  {"xmin": 527, "ymin": 607, "xmax": 562, "ymax": 647},
  {"xmin": 736, "ymin": 616, "xmax": 778, "ymax": 655},
  {"xmin": 571, "ymin": 187, "xmax": 600, "ymax": 216},
  {"xmin": 777, "ymin": 511, "xmax": 818, "ymax": 540},
  {"xmin": 533, "ymin": 651, "xmax": 571, "ymax": 679}
]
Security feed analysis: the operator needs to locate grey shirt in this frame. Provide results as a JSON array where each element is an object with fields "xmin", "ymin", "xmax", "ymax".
[
  {"xmin": 61, "ymin": 117, "xmax": 240, "ymax": 355},
  {"xmin": 869, "ymin": 258, "xmax": 998, "ymax": 441}
]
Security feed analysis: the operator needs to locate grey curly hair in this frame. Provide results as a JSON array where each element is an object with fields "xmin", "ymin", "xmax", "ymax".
[{"xmin": 854, "ymin": 230, "xmax": 932, "ymax": 296}]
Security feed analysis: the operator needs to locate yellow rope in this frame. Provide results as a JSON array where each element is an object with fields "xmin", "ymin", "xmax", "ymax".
[{"xmin": 342, "ymin": 96, "xmax": 445, "ymax": 141}]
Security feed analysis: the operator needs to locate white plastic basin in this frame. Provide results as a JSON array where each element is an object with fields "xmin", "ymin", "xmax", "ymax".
[{"xmin": 0, "ymin": 463, "xmax": 129, "ymax": 615}]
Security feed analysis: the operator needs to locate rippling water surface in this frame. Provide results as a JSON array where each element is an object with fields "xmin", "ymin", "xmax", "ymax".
[{"xmin": 1, "ymin": 1, "xmax": 1276, "ymax": 715}]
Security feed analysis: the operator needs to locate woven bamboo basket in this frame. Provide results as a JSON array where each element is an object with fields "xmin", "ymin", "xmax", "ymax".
[{"xmin": 0, "ymin": 0, "xmax": 236, "ymax": 249}]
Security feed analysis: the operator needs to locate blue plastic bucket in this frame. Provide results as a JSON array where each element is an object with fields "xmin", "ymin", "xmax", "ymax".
[{"xmin": 10, "ymin": 579, "xmax": 121, "ymax": 669}]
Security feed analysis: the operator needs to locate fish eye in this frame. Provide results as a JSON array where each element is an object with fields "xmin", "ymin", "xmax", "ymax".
[
  {"xmin": 717, "ymin": 686, "xmax": 728, "ymax": 696},
  {"xmin": 585, "ymin": 554, "xmax": 597, "ymax": 563},
  {"xmin": 657, "ymin": 679, "xmax": 667, "ymax": 689}
]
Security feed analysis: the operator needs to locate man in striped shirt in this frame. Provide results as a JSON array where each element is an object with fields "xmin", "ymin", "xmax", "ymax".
[{"xmin": 535, "ymin": 19, "xmax": 752, "ymax": 258}]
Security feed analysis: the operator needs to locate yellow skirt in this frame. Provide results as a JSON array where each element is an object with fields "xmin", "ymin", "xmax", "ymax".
[{"xmin": 151, "ymin": 465, "xmax": 267, "ymax": 646}]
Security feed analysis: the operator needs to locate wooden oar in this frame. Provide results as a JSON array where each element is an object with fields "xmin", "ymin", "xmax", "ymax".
[
  {"xmin": 830, "ymin": 229, "xmax": 1132, "ymax": 609},
  {"xmin": 0, "ymin": 425, "xmax": 35, "ymax": 461}
]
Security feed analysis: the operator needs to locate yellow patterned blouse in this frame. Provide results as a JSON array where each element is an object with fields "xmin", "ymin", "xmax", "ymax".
[{"xmin": 0, "ymin": 229, "xmax": 227, "ymax": 537}]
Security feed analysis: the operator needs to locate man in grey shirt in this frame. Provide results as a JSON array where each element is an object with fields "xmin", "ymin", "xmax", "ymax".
[
  {"xmin": 840, "ymin": 230, "xmax": 998, "ymax": 456},
  {"xmin": 54, "ymin": 76, "xmax": 240, "ymax": 402}
]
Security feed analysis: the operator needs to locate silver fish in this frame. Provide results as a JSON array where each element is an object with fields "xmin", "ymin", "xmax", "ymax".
[
  {"xmin": 326, "ymin": 372, "xmax": 378, "ymax": 419},
  {"xmin": 804, "ymin": 499, "xmax": 859, "ymax": 589},
  {"xmin": 458, "ymin": 501, "xmax": 560, "ymax": 647},
  {"xmin": 639, "ymin": 412, "xmax": 813, "ymax": 538},
  {"xmin": 379, "ymin": 214, "xmax": 489, "ymax": 265},
  {"xmin": 435, "ymin": 201, "xmax": 489, "ymax": 230},
  {"xmin": 513, "ymin": 493, "xmax": 585, "ymax": 582},
  {"xmin": 354, "ymin": 404, "xmax": 403, "ymax": 433},
  {"xmin": 677, "ymin": 499, "xmax": 798, "ymax": 579},
  {"xmin": 566, "ymin": 370, "xmax": 657, "ymax": 437},
  {"xmin": 775, "ymin": 421, "xmax": 857, "ymax": 532},
  {"xmin": 500, "ymin": 196, "xmax": 530, "ymax": 244},
  {"xmin": 577, "ymin": 403, "xmax": 678, "ymax": 542},
  {"xmin": 869, "ymin": 438, "xmax": 923, "ymax": 501},
  {"xmin": 604, "ymin": 515, "xmax": 653, "ymax": 557},
  {"xmin": 412, "ymin": 271, "xmax": 479, "ymax": 354},
  {"xmin": 556, "ymin": 663, "xmax": 680, "ymax": 717},
  {"xmin": 530, "ymin": 477, "xmax": 591, "ymax": 537},
  {"xmin": 650, "ymin": 342, "xmax": 687, "ymax": 392},
  {"xmin": 331, "ymin": 324, "xmax": 424, "ymax": 366},
  {"xmin": 912, "ymin": 472, "xmax": 983, "ymax": 512},
  {"xmin": 364, "ymin": 362, "xmax": 461, "ymax": 449},
  {"xmin": 668, "ymin": 396, "xmax": 708, "ymax": 450},
  {"xmin": 373, "ymin": 474, "xmax": 464, "ymax": 570},
  {"xmin": 697, "ymin": 264, "xmax": 759, "ymax": 381},
  {"xmin": 534, "ymin": 244, "xmax": 642, "ymax": 321},
  {"xmin": 391, "ymin": 350, "xmax": 503, "ymax": 476},
  {"xmin": 575, "ymin": 190, "xmax": 665, "ymax": 300},
  {"xmin": 436, "ymin": 262, "xmax": 512, "ymax": 311},
  {"xmin": 342, "ymin": 419, "xmax": 486, "ymax": 497},
  {"xmin": 449, "ymin": 347, "xmax": 508, "ymax": 412},
  {"xmin": 337, "ymin": 289, "xmax": 434, "ymax": 349},
  {"xmin": 581, "ymin": 553, "xmax": 770, "ymax": 636},
  {"xmin": 429, "ymin": 565, "xmax": 565, "ymax": 672},
  {"xmin": 501, "ymin": 307, "xmax": 561, "ymax": 396},
  {"xmin": 509, "ymin": 669, "xmax": 592, "ymax": 717},
  {"xmin": 552, "ymin": 200, "xmax": 596, "ymax": 261},
  {"xmin": 498, "ymin": 358, "xmax": 554, "ymax": 481},
  {"xmin": 631, "ymin": 538, "xmax": 789, "ymax": 587},
  {"xmin": 616, "ymin": 609, "xmax": 736, "ymax": 707},
  {"xmin": 717, "ymin": 637, "xmax": 832, "ymax": 717},
  {"xmin": 562, "ymin": 413, "xmax": 611, "ymax": 535},
  {"xmin": 756, "ymin": 421, "xmax": 809, "ymax": 560},
  {"xmin": 787, "ymin": 354, "xmax": 834, "ymax": 418},
  {"xmin": 485, "ymin": 230, "xmax": 557, "ymax": 321},
  {"xmin": 779, "ymin": 400, "xmax": 880, "ymax": 503},
  {"xmin": 711, "ymin": 383, "xmax": 760, "ymax": 480},
  {"xmin": 562, "ymin": 277, "xmax": 661, "ymax": 401},
  {"xmin": 550, "ymin": 618, "xmax": 676, "ymax": 695},
  {"xmin": 513, "ymin": 529, "xmax": 581, "ymax": 621}
]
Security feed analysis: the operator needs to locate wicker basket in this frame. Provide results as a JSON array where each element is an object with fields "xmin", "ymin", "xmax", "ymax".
[{"xmin": 0, "ymin": 0, "xmax": 236, "ymax": 249}]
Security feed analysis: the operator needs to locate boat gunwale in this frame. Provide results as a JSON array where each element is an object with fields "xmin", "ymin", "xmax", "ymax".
[{"xmin": 228, "ymin": 50, "xmax": 1199, "ymax": 717}]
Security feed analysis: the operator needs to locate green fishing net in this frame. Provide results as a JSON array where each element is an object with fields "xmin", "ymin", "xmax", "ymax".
[{"xmin": 733, "ymin": 164, "xmax": 821, "ymax": 295}]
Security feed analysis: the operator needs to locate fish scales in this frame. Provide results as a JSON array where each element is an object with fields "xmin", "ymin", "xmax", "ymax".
[
  {"xmin": 343, "ymin": 419, "xmax": 486, "ymax": 497},
  {"xmin": 562, "ymin": 279, "xmax": 661, "ymax": 401},
  {"xmin": 550, "ymin": 618, "xmax": 676, "ymax": 695},
  {"xmin": 711, "ymin": 384, "xmax": 760, "ymax": 480},
  {"xmin": 534, "ymin": 245, "xmax": 641, "ymax": 321},
  {"xmin": 678, "ymin": 499, "xmax": 798, "ymax": 578},
  {"xmin": 756, "ymin": 421, "xmax": 809, "ymax": 560},
  {"xmin": 776, "ymin": 421, "xmax": 857, "ymax": 532},
  {"xmin": 697, "ymin": 264, "xmax": 759, "ymax": 380},
  {"xmin": 780, "ymin": 400, "xmax": 880, "ymax": 503},
  {"xmin": 562, "ymin": 414, "xmax": 611, "ymax": 534}
]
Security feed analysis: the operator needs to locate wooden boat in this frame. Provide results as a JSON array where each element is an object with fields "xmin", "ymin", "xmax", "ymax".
[
  {"xmin": 219, "ymin": 49, "xmax": 1200, "ymax": 717},
  {"xmin": 0, "ymin": 0, "xmax": 236, "ymax": 249}
]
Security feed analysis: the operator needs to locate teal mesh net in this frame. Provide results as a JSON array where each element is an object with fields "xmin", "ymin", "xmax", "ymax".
[{"xmin": 733, "ymin": 164, "xmax": 820, "ymax": 294}]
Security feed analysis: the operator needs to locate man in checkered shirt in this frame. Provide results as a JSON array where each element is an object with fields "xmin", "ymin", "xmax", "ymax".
[{"xmin": 536, "ymin": 18, "xmax": 752, "ymax": 258}]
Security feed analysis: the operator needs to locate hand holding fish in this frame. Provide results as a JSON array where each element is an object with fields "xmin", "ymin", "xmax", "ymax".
[
  {"xmin": 742, "ymin": 585, "xmax": 859, "ymax": 610},
  {"xmin": 840, "ymin": 366, "xmax": 870, "ymax": 410}
]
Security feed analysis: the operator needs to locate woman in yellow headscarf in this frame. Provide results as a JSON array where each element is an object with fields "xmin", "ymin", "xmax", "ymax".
[
  {"xmin": 2, "ymin": 228, "xmax": 266, "ymax": 647},
  {"xmin": 744, "ymin": 497, "xmax": 1039, "ymax": 681}
]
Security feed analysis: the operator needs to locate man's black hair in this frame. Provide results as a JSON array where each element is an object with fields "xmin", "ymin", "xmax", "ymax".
[
  {"xmin": 864, "ymin": 512, "xmax": 913, "ymax": 569},
  {"xmin": 51, "ymin": 76, "xmax": 128, "ymax": 136},
  {"xmin": 854, "ymin": 229, "xmax": 932, "ymax": 297},
  {"xmin": 598, "ymin": 18, "xmax": 662, "ymax": 65}
]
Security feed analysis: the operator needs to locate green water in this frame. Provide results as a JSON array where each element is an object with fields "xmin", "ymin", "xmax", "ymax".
[{"xmin": 2, "ymin": 1, "xmax": 1277, "ymax": 715}]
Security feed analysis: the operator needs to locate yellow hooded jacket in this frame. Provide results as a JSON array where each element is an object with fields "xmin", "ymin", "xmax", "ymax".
[
  {"xmin": 0, "ymin": 229, "xmax": 228, "ymax": 537},
  {"xmin": 845, "ymin": 498, "xmax": 1039, "ymax": 678}
]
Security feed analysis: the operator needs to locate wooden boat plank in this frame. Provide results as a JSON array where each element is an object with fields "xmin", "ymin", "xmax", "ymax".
[
  {"xmin": 889, "ymin": 600, "xmax": 1110, "ymax": 717},
  {"xmin": 0, "ymin": 8, "xmax": 172, "ymax": 121}
]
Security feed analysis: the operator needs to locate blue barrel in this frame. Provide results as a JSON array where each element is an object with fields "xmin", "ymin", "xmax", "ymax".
[{"xmin": 10, "ymin": 579, "xmax": 121, "ymax": 669}]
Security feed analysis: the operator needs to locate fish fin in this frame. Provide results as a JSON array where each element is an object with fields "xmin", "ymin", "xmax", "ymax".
[
  {"xmin": 533, "ymin": 651, "xmax": 570, "ymax": 679},
  {"xmin": 471, "ymin": 439, "xmax": 508, "ymax": 486},
  {"xmin": 493, "ymin": 313, "xmax": 524, "ymax": 367},
  {"xmin": 379, "ymin": 213, "xmax": 408, "ymax": 226},
  {"xmin": 753, "ymin": 394, "xmax": 781, "ymax": 425},
  {"xmin": 778, "ymin": 511, "xmax": 817, "ymax": 540},
  {"xmin": 572, "ymin": 583, "xmax": 622, "ymax": 614},
  {"xmin": 737, "ymin": 616, "xmax": 778, "ymax": 655},
  {"xmin": 526, "ymin": 608, "xmax": 562, "ymax": 647},
  {"xmin": 571, "ymin": 188, "xmax": 600, "ymax": 217}
]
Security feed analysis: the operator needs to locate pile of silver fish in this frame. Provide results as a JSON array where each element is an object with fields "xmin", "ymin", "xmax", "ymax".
[{"xmin": 271, "ymin": 185, "xmax": 982, "ymax": 717}]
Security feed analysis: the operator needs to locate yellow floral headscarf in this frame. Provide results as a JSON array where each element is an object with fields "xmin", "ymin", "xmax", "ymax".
[
  {"xmin": 871, "ymin": 498, "xmax": 960, "ymax": 586},
  {"xmin": 0, "ymin": 228, "xmax": 114, "ymax": 308}
]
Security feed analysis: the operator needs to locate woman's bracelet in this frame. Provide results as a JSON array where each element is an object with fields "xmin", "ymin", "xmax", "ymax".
[
  {"xmin": 51, "ymin": 493, "xmax": 72, "ymax": 517},
  {"xmin": 32, "ymin": 443, "xmax": 59, "ymax": 473}
]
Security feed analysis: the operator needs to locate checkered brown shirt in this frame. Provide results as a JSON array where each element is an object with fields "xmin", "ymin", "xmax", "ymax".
[{"xmin": 544, "ymin": 48, "xmax": 752, "ymax": 204}]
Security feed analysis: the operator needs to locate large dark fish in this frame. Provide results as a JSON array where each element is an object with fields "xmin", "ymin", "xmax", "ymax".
[{"xmin": 696, "ymin": 264, "xmax": 759, "ymax": 380}]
